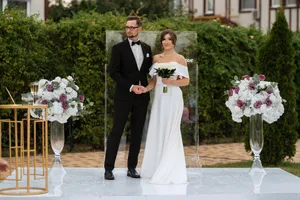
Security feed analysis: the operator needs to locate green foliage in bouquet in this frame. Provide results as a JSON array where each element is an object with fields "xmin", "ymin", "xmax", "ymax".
[{"xmin": 155, "ymin": 68, "xmax": 176, "ymax": 78}]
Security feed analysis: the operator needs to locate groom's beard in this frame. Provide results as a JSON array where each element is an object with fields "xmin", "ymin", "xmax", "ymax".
[{"xmin": 128, "ymin": 33, "xmax": 138, "ymax": 38}]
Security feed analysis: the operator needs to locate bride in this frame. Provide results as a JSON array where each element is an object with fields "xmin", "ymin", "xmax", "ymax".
[{"xmin": 141, "ymin": 29, "xmax": 189, "ymax": 184}]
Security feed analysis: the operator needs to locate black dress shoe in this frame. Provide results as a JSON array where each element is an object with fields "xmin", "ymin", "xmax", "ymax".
[
  {"xmin": 104, "ymin": 170, "xmax": 115, "ymax": 180},
  {"xmin": 127, "ymin": 168, "xmax": 141, "ymax": 178}
]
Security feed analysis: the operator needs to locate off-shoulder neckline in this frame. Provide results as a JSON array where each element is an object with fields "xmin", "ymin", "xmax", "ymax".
[{"xmin": 154, "ymin": 61, "xmax": 187, "ymax": 68}]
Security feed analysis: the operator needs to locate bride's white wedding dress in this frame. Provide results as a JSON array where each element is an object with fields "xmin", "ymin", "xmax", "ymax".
[{"xmin": 141, "ymin": 61, "xmax": 189, "ymax": 184}]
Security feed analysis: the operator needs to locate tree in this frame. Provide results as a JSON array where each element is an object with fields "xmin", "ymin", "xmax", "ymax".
[
  {"xmin": 255, "ymin": 8, "xmax": 298, "ymax": 165},
  {"xmin": 48, "ymin": 0, "xmax": 180, "ymax": 22}
]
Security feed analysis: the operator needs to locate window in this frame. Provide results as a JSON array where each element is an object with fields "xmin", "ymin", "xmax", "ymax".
[
  {"xmin": 205, "ymin": 0, "xmax": 214, "ymax": 15},
  {"xmin": 2, "ymin": 0, "xmax": 30, "ymax": 16},
  {"xmin": 272, "ymin": 0, "xmax": 281, "ymax": 7},
  {"xmin": 286, "ymin": 0, "xmax": 297, "ymax": 6},
  {"xmin": 8, "ymin": 0, "xmax": 27, "ymax": 10},
  {"xmin": 173, "ymin": 0, "xmax": 180, "ymax": 8},
  {"xmin": 240, "ymin": 0, "xmax": 256, "ymax": 10}
]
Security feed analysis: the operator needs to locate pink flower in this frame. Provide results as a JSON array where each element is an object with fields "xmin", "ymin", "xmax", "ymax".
[
  {"xmin": 229, "ymin": 88, "xmax": 234, "ymax": 96},
  {"xmin": 41, "ymin": 100, "xmax": 48, "ymax": 105},
  {"xmin": 62, "ymin": 102, "xmax": 69, "ymax": 110},
  {"xmin": 234, "ymin": 86, "xmax": 240, "ymax": 94},
  {"xmin": 237, "ymin": 100, "xmax": 244, "ymax": 108},
  {"xmin": 59, "ymin": 94, "xmax": 67, "ymax": 102},
  {"xmin": 264, "ymin": 98, "xmax": 272, "ymax": 106},
  {"xmin": 248, "ymin": 82, "xmax": 255, "ymax": 90},
  {"xmin": 258, "ymin": 74, "xmax": 266, "ymax": 81},
  {"xmin": 242, "ymin": 75, "xmax": 250, "ymax": 80},
  {"xmin": 46, "ymin": 84, "xmax": 53, "ymax": 92},
  {"xmin": 78, "ymin": 95, "xmax": 85, "ymax": 102},
  {"xmin": 254, "ymin": 101, "xmax": 262, "ymax": 109}
]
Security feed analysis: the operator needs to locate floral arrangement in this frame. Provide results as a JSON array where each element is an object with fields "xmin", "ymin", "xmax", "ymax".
[
  {"xmin": 225, "ymin": 74, "xmax": 285, "ymax": 124},
  {"xmin": 155, "ymin": 63, "xmax": 176, "ymax": 93},
  {"xmin": 29, "ymin": 76, "xmax": 86, "ymax": 124}
]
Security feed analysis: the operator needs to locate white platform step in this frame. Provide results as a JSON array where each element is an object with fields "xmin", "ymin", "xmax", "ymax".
[{"xmin": 0, "ymin": 168, "xmax": 300, "ymax": 200}]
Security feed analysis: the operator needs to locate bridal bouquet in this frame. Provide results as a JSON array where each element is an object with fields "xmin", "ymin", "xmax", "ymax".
[
  {"xmin": 225, "ymin": 74, "xmax": 285, "ymax": 124},
  {"xmin": 155, "ymin": 63, "xmax": 176, "ymax": 93},
  {"xmin": 29, "ymin": 76, "xmax": 85, "ymax": 124}
]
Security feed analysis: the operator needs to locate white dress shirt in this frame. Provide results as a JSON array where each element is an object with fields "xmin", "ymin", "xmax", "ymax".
[
  {"xmin": 128, "ymin": 39, "xmax": 144, "ymax": 92},
  {"xmin": 129, "ymin": 39, "xmax": 144, "ymax": 70}
]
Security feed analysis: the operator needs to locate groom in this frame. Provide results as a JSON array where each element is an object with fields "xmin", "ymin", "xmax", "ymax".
[{"xmin": 104, "ymin": 16, "xmax": 152, "ymax": 180}]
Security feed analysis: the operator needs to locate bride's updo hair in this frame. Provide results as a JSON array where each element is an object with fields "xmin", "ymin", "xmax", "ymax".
[{"xmin": 160, "ymin": 29, "xmax": 177, "ymax": 46}]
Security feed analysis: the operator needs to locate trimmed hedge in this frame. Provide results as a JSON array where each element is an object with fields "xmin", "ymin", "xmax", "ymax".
[{"xmin": 0, "ymin": 10, "xmax": 298, "ymax": 155}]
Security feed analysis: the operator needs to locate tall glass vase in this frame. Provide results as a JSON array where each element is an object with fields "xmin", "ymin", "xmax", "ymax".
[
  {"xmin": 50, "ymin": 121, "xmax": 66, "ymax": 174},
  {"xmin": 249, "ymin": 114, "xmax": 266, "ymax": 174}
]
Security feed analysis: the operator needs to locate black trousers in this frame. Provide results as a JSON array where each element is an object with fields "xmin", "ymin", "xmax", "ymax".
[{"xmin": 104, "ymin": 96, "xmax": 149, "ymax": 171}]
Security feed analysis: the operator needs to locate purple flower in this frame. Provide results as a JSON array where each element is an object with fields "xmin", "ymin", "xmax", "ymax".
[
  {"xmin": 46, "ymin": 84, "xmax": 53, "ymax": 92},
  {"xmin": 254, "ymin": 101, "xmax": 262, "ymax": 109},
  {"xmin": 229, "ymin": 88, "xmax": 234, "ymax": 96},
  {"xmin": 267, "ymin": 89, "xmax": 273, "ymax": 94},
  {"xmin": 264, "ymin": 98, "xmax": 272, "ymax": 106},
  {"xmin": 242, "ymin": 75, "xmax": 250, "ymax": 80},
  {"xmin": 248, "ymin": 82, "xmax": 255, "ymax": 90},
  {"xmin": 234, "ymin": 86, "xmax": 240, "ymax": 94},
  {"xmin": 258, "ymin": 74, "xmax": 266, "ymax": 81},
  {"xmin": 78, "ymin": 95, "xmax": 85, "ymax": 102},
  {"xmin": 41, "ymin": 100, "xmax": 48, "ymax": 105},
  {"xmin": 237, "ymin": 100, "xmax": 244, "ymax": 108},
  {"xmin": 59, "ymin": 94, "xmax": 68, "ymax": 102},
  {"xmin": 62, "ymin": 102, "xmax": 69, "ymax": 110}
]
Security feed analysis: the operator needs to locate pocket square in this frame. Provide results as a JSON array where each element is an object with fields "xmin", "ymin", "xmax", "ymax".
[{"xmin": 146, "ymin": 53, "xmax": 150, "ymax": 58}]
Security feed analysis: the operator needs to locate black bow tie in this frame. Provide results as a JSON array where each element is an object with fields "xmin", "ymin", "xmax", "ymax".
[{"xmin": 131, "ymin": 41, "xmax": 141, "ymax": 46}]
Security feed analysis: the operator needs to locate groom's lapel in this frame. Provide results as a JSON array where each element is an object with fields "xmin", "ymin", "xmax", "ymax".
[{"xmin": 140, "ymin": 42, "xmax": 148, "ymax": 70}]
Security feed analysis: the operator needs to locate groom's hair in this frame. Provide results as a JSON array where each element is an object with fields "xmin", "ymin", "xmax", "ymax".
[
  {"xmin": 160, "ymin": 29, "xmax": 177, "ymax": 46},
  {"xmin": 127, "ymin": 16, "xmax": 142, "ymax": 27}
]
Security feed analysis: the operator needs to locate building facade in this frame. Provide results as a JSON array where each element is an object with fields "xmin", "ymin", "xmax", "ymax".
[
  {"xmin": 0, "ymin": 0, "xmax": 47, "ymax": 20},
  {"xmin": 183, "ymin": 0, "xmax": 300, "ymax": 32}
]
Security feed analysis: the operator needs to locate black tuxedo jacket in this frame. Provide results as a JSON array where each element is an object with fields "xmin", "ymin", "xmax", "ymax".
[{"xmin": 108, "ymin": 39, "xmax": 152, "ymax": 101}]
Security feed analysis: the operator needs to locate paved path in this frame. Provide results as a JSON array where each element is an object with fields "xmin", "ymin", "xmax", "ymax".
[{"xmin": 56, "ymin": 140, "xmax": 300, "ymax": 168}]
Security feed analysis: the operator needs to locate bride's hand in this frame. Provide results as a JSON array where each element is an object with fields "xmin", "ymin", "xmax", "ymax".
[
  {"xmin": 162, "ymin": 78, "xmax": 173, "ymax": 85},
  {"xmin": 141, "ymin": 87, "xmax": 148, "ymax": 93}
]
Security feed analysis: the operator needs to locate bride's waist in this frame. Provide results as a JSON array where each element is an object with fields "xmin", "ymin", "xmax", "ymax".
[{"xmin": 155, "ymin": 84, "xmax": 180, "ymax": 90}]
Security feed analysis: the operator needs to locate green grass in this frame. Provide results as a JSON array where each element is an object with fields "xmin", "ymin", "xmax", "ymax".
[{"xmin": 204, "ymin": 161, "xmax": 300, "ymax": 177}]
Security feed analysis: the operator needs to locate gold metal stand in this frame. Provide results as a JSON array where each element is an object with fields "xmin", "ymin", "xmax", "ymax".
[{"xmin": 0, "ymin": 104, "xmax": 48, "ymax": 195}]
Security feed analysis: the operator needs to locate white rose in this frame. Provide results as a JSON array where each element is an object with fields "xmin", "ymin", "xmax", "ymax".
[
  {"xmin": 61, "ymin": 78, "xmax": 69, "ymax": 86},
  {"xmin": 53, "ymin": 88, "xmax": 65, "ymax": 99},
  {"xmin": 42, "ymin": 91, "xmax": 54, "ymax": 101},
  {"xmin": 66, "ymin": 87, "xmax": 73, "ymax": 93},
  {"xmin": 60, "ymin": 82, "xmax": 67, "ymax": 89},
  {"xmin": 68, "ymin": 105, "xmax": 78, "ymax": 116},
  {"xmin": 52, "ymin": 102, "xmax": 64, "ymax": 115},
  {"xmin": 71, "ymin": 101, "xmax": 77, "ymax": 106},
  {"xmin": 67, "ymin": 76, "xmax": 74, "ymax": 82},
  {"xmin": 38, "ymin": 79, "xmax": 47, "ymax": 88},
  {"xmin": 54, "ymin": 77, "xmax": 62, "ymax": 83},
  {"xmin": 157, "ymin": 63, "xmax": 175, "ymax": 70},
  {"xmin": 70, "ymin": 90, "xmax": 78, "ymax": 98}
]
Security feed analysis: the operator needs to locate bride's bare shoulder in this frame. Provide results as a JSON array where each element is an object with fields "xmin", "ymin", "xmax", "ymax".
[
  {"xmin": 152, "ymin": 54, "xmax": 162, "ymax": 63},
  {"xmin": 176, "ymin": 54, "xmax": 187, "ymax": 67}
]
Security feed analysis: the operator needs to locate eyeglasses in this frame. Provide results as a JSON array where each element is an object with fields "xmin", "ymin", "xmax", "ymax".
[{"xmin": 125, "ymin": 26, "xmax": 140, "ymax": 30}]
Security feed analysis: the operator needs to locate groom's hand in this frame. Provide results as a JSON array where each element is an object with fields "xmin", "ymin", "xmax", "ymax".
[{"xmin": 132, "ymin": 85, "xmax": 145, "ymax": 94}]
